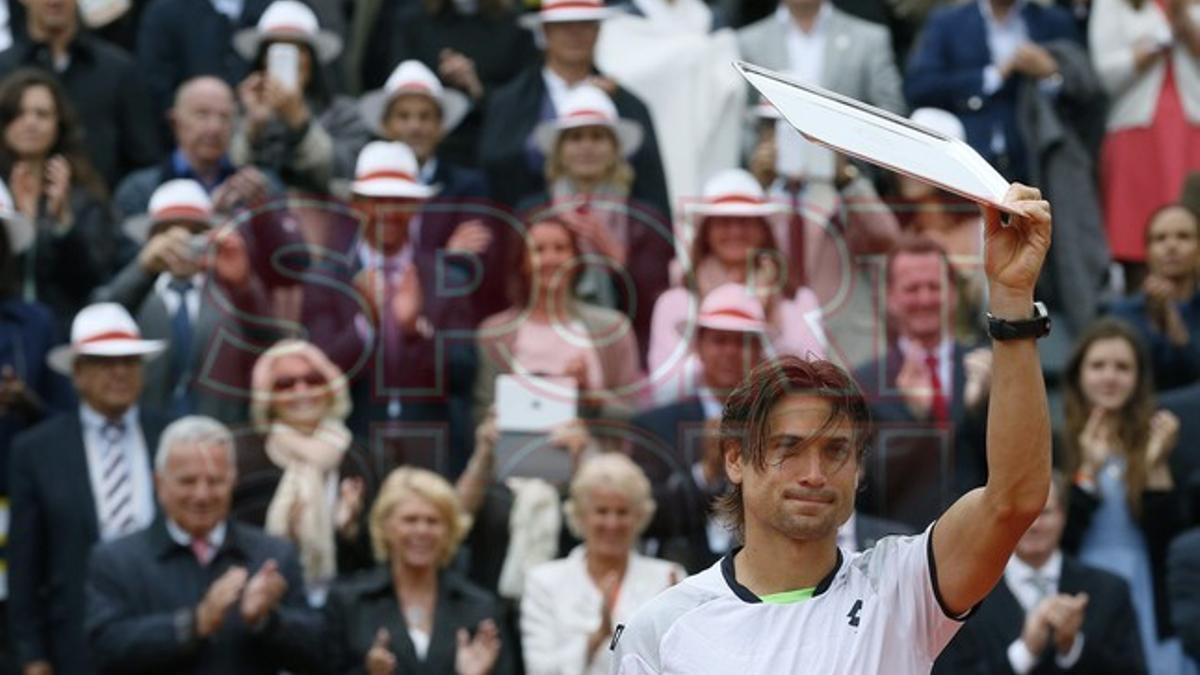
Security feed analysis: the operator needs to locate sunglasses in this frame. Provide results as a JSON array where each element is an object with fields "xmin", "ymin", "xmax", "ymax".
[{"xmin": 272, "ymin": 372, "xmax": 326, "ymax": 392}]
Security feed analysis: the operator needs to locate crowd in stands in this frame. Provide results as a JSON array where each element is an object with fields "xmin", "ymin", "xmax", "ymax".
[{"xmin": 0, "ymin": 0, "xmax": 1198, "ymax": 671}]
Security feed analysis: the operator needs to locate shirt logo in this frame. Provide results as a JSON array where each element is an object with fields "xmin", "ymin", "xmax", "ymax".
[
  {"xmin": 610, "ymin": 624, "xmax": 625, "ymax": 651},
  {"xmin": 847, "ymin": 599, "xmax": 863, "ymax": 627}
]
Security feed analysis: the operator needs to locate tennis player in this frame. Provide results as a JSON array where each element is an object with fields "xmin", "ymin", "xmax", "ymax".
[{"xmin": 612, "ymin": 183, "xmax": 1054, "ymax": 674}]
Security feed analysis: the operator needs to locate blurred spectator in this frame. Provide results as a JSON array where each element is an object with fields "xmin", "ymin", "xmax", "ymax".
[
  {"xmin": 523, "ymin": 84, "xmax": 674, "ymax": 354},
  {"xmin": 1109, "ymin": 205, "xmax": 1200, "ymax": 391},
  {"xmin": 907, "ymin": 0, "xmax": 1107, "ymax": 336},
  {"xmin": 478, "ymin": 0, "xmax": 671, "ymax": 224},
  {"xmin": 1058, "ymin": 318, "xmax": 1192, "ymax": 673},
  {"xmin": 736, "ymin": 0, "xmax": 906, "ymax": 115},
  {"xmin": 906, "ymin": 0, "xmax": 1083, "ymax": 183},
  {"xmin": 0, "ymin": 0, "xmax": 161, "ymax": 188},
  {"xmin": 114, "ymin": 77, "xmax": 276, "ymax": 221},
  {"xmin": 325, "ymin": 466, "xmax": 514, "ymax": 675},
  {"xmin": 0, "ymin": 179, "xmax": 70, "ymax": 666},
  {"xmin": 136, "ymin": 0, "xmax": 271, "ymax": 131},
  {"xmin": 361, "ymin": 0, "xmax": 537, "ymax": 165},
  {"xmin": 1181, "ymin": 170, "xmax": 1200, "ymax": 220},
  {"xmin": 84, "ymin": 415, "xmax": 325, "ymax": 675},
  {"xmin": 1169, "ymin": 524, "xmax": 1200, "ymax": 663},
  {"xmin": 648, "ymin": 169, "xmax": 825, "ymax": 394},
  {"xmin": 632, "ymin": 285, "xmax": 766, "ymax": 571},
  {"xmin": 1092, "ymin": 0, "xmax": 1200, "ymax": 268},
  {"xmin": 230, "ymin": 0, "xmax": 371, "ymax": 193},
  {"xmin": 853, "ymin": 235, "xmax": 991, "ymax": 529},
  {"xmin": 93, "ymin": 179, "xmax": 268, "ymax": 421},
  {"xmin": 1, "ymin": 69, "xmax": 119, "ymax": 328},
  {"xmin": 473, "ymin": 216, "xmax": 642, "ymax": 425},
  {"xmin": 894, "ymin": 108, "xmax": 987, "ymax": 342},
  {"xmin": 8, "ymin": 302, "xmax": 168, "ymax": 675},
  {"xmin": 521, "ymin": 453, "xmax": 685, "ymax": 675},
  {"xmin": 360, "ymin": 59, "xmax": 506, "ymax": 324},
  {"xmin": 234, "ymin": 339, "xmax": 374, "ymax": 606},
  {"xmin": 933, "ymin": 472, "xmax": 1148, "ymax": 674}
]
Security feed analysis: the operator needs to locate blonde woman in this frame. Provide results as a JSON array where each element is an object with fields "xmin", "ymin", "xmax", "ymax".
[
  {"xmin": 521, "ymin": 453, "xmax": 684, "ymax": 675},
  {"xmin": 239, "ymin": 339, "xmax": 373, "ymax": 604},
  {"xmin": 325, "ymin": 467, "xmax": 513, "ymax": 675}
]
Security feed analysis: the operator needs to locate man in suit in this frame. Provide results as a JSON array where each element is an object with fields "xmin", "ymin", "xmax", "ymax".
[
  {"xmin": 631, "ymin": 284, "xmax": 766, "ymax": 572},
  {"xmin": 84, "ymin": 415, "xmax": 324, "ymax": 674},
  {"xmin": 905, "ymin": 0, "xmax": 1082, "ymax": 183},
  {"xmin": 8, "ymin": 302, "xmax": 170, "ymax": 675},
  {"xmin": 854, "ymin": 234, "xmax": 991, "ymax": 529},
  {"xmin": 736, "ymin": 0, "xmax": 906, "ymax": 116},
  {"xmin": 1168, "ymin": 519, "xmax": 1200, "ymax": 663},
  {"xmin": 94, "ymin": 179, "xmax": 269, "ymax": 424},
  {"xmin": 478, "ymin": 0, "xmax": 671, "ymax": 224},
  {"xmin": 933, "ymin": 473, "xmax": 1147, "ymax": 674}
]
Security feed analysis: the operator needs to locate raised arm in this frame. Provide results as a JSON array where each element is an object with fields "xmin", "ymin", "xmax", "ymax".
[{"xmin": 931, "ymin": 184, "xmax": 1053, "ymax": 616}]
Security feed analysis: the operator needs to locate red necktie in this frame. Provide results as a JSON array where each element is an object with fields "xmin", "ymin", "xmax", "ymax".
[
  {"xmin": 191, "ymin": 537, "xmax": 211, "ymax": 566},
  {"xmin": 925, "ymin": 353, "xmax": 949, "ymax": 424},
  {"xmin": 787, "ymin": 181, "xmax": 807, "ymax": 289}
]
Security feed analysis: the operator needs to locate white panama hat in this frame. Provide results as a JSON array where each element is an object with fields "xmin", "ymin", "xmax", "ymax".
[
  {"xmin": 234, "ymin": 0, "xmax": 343, "ymax": 64},
  {"xmin": 696, "ymin": 283, "xmax": 767, "ymax": 333},
  {"xmin": 519, "ymin": 0, "xmax": 617, "ymax": 29},
  {"xmin": 350, "ymin": 141, "xmax": 440, "ymax": 199},
  {"xmin": 358, "ymin": 60, "xmax": 472, "ymax": 137},
  {"xmin": 532, "ymin": 84, "xmax": 643, "ymax": 158},
  {"xmin": 47, "ymin": 303, "xmax": 167, "ymax": 374}
]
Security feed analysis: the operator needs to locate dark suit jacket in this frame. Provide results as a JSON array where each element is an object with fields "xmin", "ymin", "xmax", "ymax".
[
  {"xmin": 933, "ymin": 555, "xmax": 1147, "ymax": 674},
  {"xmin": 853, "ymin": 342, "xmax": 988, "ymax": 529},
  {"xmin": 324, "ymin": 566, "xmax": 517, "ymax": 675},
  {"xmin": 84, "ymin": 518, "xmax": 324, "ymax": 675},
  {"xmin": 1168, "ymin": 527, "xmax": 1200, "ymax": 662},
  {"xmin": 7, "ymin": 408, "xmax": 167, "ymax": 673},
  {"xmin": 905, "ymin": 1, "xmax": 1080, "ymax": 182},
  {"xmin": 478, "ymin": 63, "xmax": 672, "ymax": 226}
]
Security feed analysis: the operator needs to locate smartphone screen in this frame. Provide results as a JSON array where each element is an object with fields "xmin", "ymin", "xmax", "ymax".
[{"xmin": 266, "ymin": 43, "xmax": 301, "ymax": 92}]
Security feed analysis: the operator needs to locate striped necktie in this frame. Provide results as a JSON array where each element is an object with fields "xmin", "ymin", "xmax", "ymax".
[{"xmin": 99, "ymin": 421, "xmax": 137, "ymax": 540}]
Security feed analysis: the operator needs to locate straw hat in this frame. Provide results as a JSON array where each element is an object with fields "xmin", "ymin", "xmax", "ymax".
[
  {"xmin": 685, "ymin": 168, "xmax": 787, "ymax": 219},
  {"xmin": 358, "ymin": 60, "xmax": 471, "ymax": 137},
  {"xmin": 532, "ymin": 84, "xmax": 643, "ymax": 157},
  {"xmin": 696, "ymin": 283, "xmax": 767, "ymax": 333},
  {"xmin": 233, "ymin": 0, "xmax": 343, "ymax": 64},
  {"xmin": 519, "ymin": 0, "xmax": 617, "ymax": 29},
  {"xmin": 47, "ymin": 303, "xmax": 167, "ymax": 374},
  {"xmin": 350, "ymin": 141, "xmax": 440, "ymax": 199}
]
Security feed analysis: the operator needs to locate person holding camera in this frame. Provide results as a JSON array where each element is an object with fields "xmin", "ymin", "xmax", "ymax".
[{"xmin": 92, "ymin": 179, "xmax": 267, "ymax": 423}]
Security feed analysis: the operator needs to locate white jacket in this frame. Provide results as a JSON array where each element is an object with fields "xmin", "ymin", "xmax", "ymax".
[
  {"xmin": 521, "ymin": 546, "xmax": 685, "ymax": 675},
  {"xmin": 1090, "ymin": 0, "xmax": 1200, "ymax": 130}
]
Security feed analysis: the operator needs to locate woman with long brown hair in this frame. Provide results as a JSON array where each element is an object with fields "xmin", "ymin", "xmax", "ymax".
[
  {"xmin": 1059, "ymin": 318, "xmax": 1192, "ymax": 674},
  {"xmin": 0, "ymin": 68, "xmax": 116, "ymax": 327}
]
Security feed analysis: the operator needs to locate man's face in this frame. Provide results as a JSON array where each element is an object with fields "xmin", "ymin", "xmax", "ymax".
[
  {"xmin": 23, "ymin": 0, "xmax": 75, "ymax": 32},
  {"xmin": 1146, "ymin": 207, "xmax": 1200, "ymax": 281},
  {"xmin": 543, "ymin": 21, "xmax": 600, "ymax": 69},
  {"xmin": 172, "ymin": 79, "xmax": 235, "ymax": 167},
  {"xmin": 355, "ymin": 196, "xmax": 418, "ymax": 255},
  {"xmin": 1013, "ymin": 482, "xmax": 1065, "ymax": 564},
  {"xmin": 155, "ymin": 441, "xmax": 235, "ymax": 540},
  {"xmin": 727, "ymin": 394, "xmax": 858, "ymax": 544},
  {"xmin": 696, "ymin": 328, "xmax": 763, "ymax": 393},
  {"xmin": 73, "ymin": 356, "xmax": 144, "ymax": 418},
  {"xmin": 888, "ymin": 252, "xmax": 954, "ymax": 346},
  {"xmin": 382, "ymin": 94, "xmax": 442, "ymax": 164}
]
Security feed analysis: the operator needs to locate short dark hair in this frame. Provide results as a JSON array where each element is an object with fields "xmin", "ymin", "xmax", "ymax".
[
  {"xmin": 713, "ymin": 356, "xmax": 872, "ymax": 543},
  {"xmin": 885, "ymin": 233, "xmax": 958, "ymax": 288},
  {"xmin": 1142, "ymin": 202, "xmax": 1200, "ymax": 245}
]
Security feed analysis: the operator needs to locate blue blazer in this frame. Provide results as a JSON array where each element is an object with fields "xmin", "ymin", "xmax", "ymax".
[{"xmin": 905, "ymin": 1, "xmax": 1079, "ymax": 180}]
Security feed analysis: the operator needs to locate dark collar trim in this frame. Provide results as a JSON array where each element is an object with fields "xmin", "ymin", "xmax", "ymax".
[
  {"xmin": 927, "ymin": 520, "xmax": 979, "ymax": 622},
  {"xmin": 720, "ymin": 546, "xmax": 843, "ymax": 604}
]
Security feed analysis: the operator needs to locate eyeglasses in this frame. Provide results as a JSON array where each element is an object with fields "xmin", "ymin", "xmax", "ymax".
[{"xmin": 272, "ymin": 372, "xmax": 326, "ymax": 392}]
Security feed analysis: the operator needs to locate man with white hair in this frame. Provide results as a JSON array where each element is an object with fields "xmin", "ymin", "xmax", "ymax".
[
  {"xmin": 8, "ymin": 302, "xmax": 170, "ymax": 675},
  {"xmin": 84, "ymin": 415, "xmax": 323, "ymax": 675}
]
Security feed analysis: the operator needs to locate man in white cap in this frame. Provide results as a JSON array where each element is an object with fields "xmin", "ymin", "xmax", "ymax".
[
  {"xmin": 361, "ymin": 59, "xmax": 505, "ymax": 321},
  {"xmin": 8, "ymin": 302, "xmax": 170, "ymax": 675},
  {"xmin": 478, "ymin": 0, "xmax": 671, "ymax": 222},
  {"xmin": 95, "ymin": 179, "xmax": 265, "ymax": 423}
]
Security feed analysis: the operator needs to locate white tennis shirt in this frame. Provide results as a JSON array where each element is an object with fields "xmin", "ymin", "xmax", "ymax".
[{"xmin": 611, "ymin": 526, "xmax": 969, "ymax": 674}]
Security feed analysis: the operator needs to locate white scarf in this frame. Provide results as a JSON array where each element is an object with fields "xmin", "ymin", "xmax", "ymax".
[{"xmin": 263, "ymin": 420, "xmax": 352, "ymax": 588}]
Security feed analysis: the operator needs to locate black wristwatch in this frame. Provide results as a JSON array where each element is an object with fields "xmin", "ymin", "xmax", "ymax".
[{"xmin": 987, "ymin": 301, "xmax": 1051, "ymax": 341}]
